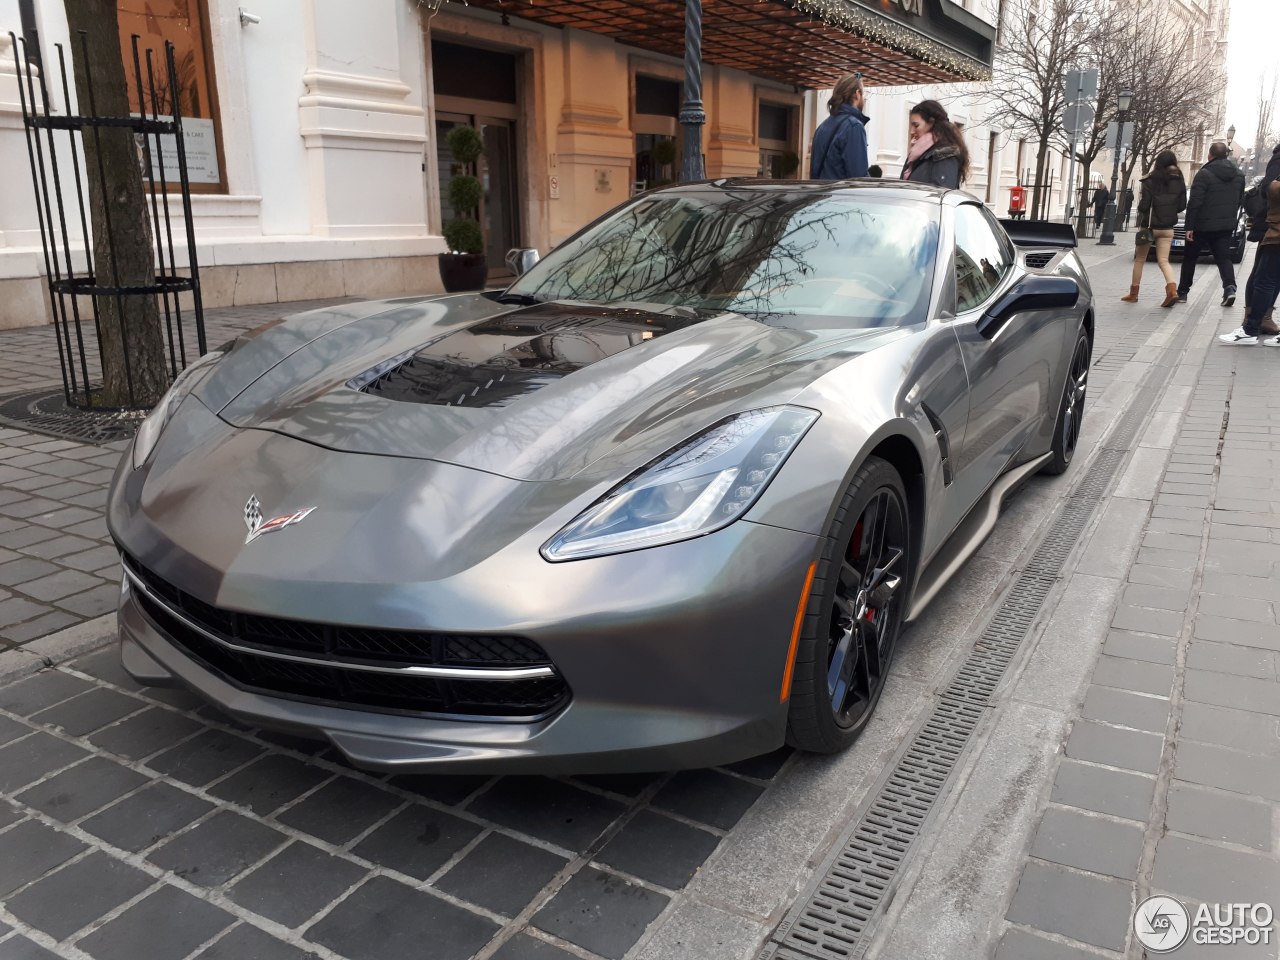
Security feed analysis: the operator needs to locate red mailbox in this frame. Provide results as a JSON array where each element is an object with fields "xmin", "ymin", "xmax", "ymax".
[{"xmin": 1008, "ymin": 185, "xmax": 1027, "ymax": 219}]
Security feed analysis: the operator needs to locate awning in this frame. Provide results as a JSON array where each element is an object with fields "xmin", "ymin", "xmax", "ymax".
[{"xmin": 454, "ymin": 0, "xmax": 994, "ymax": 87}]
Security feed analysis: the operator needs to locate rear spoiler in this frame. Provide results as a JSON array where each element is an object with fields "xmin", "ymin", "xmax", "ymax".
[{"xmin": 998, "ymin": 219, "xmax": 1078, "ymax": 249}]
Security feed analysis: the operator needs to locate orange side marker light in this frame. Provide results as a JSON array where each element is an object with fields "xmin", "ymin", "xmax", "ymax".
[{"xmin": 780, "ymin": 560, "xmax": 818, "ymax": 703}]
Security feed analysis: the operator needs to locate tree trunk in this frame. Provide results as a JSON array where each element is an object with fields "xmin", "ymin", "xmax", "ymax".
[
  {"xmin": 65, "ymin": 0, "xmax": 168, "ymax": 408},
  {"xmin": 1032, "ymin": 138, "xmax": 1050, "ymax": 220}
]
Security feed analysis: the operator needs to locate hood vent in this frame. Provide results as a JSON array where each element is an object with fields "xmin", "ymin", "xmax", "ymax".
[{"xmin": 1024, "ymin": 251, "xmax": 1056, "ymax": 270}]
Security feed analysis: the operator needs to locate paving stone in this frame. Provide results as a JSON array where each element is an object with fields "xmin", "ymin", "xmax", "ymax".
[
  {"xmin": 29, "ymin": 686, "xmax": 146, "ymax": 736},
  {"xmin": 651, "ymin": 769, "xmax": 764, "ymax": 830},
  {"xmin": 1101, "ymin": 630, "xmax": 1177, "ymax": 665},
  {"xmin": 595, "ymin": 809, "xmax": 721, "ymax": 889},
  {"xmin": 0, "ymin": 557, "xmax": 58, "ymax": 586},
  {"xmin": 30, "ymin": 506, "xmax": 99, "ymax": 528},
  {"xmin": 145, "ymin": 728, "xmax": 265, "ymax": 786},
  {"xmin": 1195, "ymin": 615, "xmax": 1280, "ymax": 652},
  {"xmin": 307, "ymin": 876, "xmax": 498, "ymax": 960},
  {"xmin": 1198, "ymin": 593, "xmax": 1275, "ymax": 623},
  {"xmin": 1180, "ymin": 702, "xmax": 1280, "ymax": 757},
  {"xmin": 0, "ymin": 818, "xmax": 88, "ymax": 897},
  {"xmin": 1153, "ymin": 835, "xmax": 1280, "ymax": 904},
  {"xmin": 1111, "ymin": 604, "xmax": 1184, "ymax": 637},
  {"xmin": 76, "ymin": 884, "xmax": 235, "ymax": 960},
  {"xmin": 0, "ymin": 936, "xmax": 63, "ymax": 960},
  {"xmin": 1187, "ymin": 639, "xmax": 1276, "ymax": 679},
  {"xmin": 350, "ymin": 803, "xmax": 482, "ymax": 880},
  {"xmin": 1081, "ymin": 686, "xmax": 1170, "ymax": 734},
  {"xmin": 228, "ymin": 840, "xmax": 367, "ymax": 928},
  {"xmin": 1143, "ymin": 530, "xmax": 1203, "ymax": 552},
  {"xmin": 1091, "ymin": 654, "xmax": 1175, "ymax": 696},
  {"xmin": 1050, "ymin": 759, "xmax": 1155, "ymax": 821},
  {"xmin": 0, "ymin": 498, "xmax": 62, "ymax": 520},
  {"xmin": 81, "ymin": 782, "xmax": 215, "ymax": 853},
  {"xmin": 1165, "ymin": 782, "xmax": 1275, "ymax": 851},
  {"xmin": 270, "ymin": 775, "xmax": 400, "ymax": 846},
  {"xmin": 995, "ymin": 926, "xmax": 1123, "ymax": 960},
  {"xmin": 206, "ymin": 753, "xmax": 332, "ymax": 816},
  {"xmin": 571, "ymin": 772, "xmax": 664, "ymax": 798},
  {"xmin": 18, "ymin": 569, "xmax": 103, "ymax": 603},
  {"xmin": 1135, "ymin": 547, "xmax": 1200, "ymax": 571},
  {"xmin": 0, "ymin": 530, "xmax": 58, "ymax": 554},
  {"xmin": 1184, "ymin": 668, "xmax": 1280, "ymax": 716},
  {"xmin": 149, "ymin": 810, "xmax": 289, "ymax": 888},
  {"xmin": 1, "ymin": 610, "xmax": 78, "ymax": 644},
  {"xmin": 437, "ymin": 832, "xmax": 568, "ymax": 917},
  {"xmin": 53, "ymin": 583, "xmax": 118, "ymax": 618},
  {"xmin": 193, "ymin": 924, "xmax": 320, "ymax": 960},
  {"xmin": 0, "ymin": 712, "xmax": 27, "ymax": 746},
  {"xmin": 1030, "ymin": 806, "xmax": 1145, "ymax": 880},
  {"xmin": 64, "ymin": 517, "xmax": 109, "ymax": 539},
  {"xmin": 1121, "ymin": 583, "xmax": 1188, "ymax": 612},
  {"xmin": 87, "ymin": 706, "xmax": 203, "ymax": 760},
  {"xmin": 490, "ymin": 934, "xmax": 578, "ymax": 960},
  {"xmin": 468, "ymin": 778, "xmax": 627, "ymax": 853},
  {"xmin": 384, "ymin": 773, "xmax": 493, "ymax": 806},
  {"xmin": 1175, "ymin": 740, "xmax": 1280, "ymax": 801},
  {"xmin": 1065, "ymin": 720, "xmax": 1164, "ymax": 774},
  {"xmin": 17, "ymin": 534, "xmax": 97, "ymax": 561},
  {"xmin": 722, "ymin": 747, "xmax": 793, "ymax": 781},
  {"xmin": 0, "ymin": 729, "xmax": 89, "ymax": 793},
  {"xmin": 0, "ymin": 668, "xmax": 93, "ymax": 715},
  {"xmin": 0, "ymin": 596, "xmax": 54, "ymax": 630},
  {"xmin": 1004, "ymin": 861, "xmax": 1131, "ymax": 951},
  {"xmin": 5, "ymin": 851, "xmax": 153, "ymax": 940},
  {"xmin": 16, "ymin": 755, "xmax": 148, "ymax": 822},
  {"xmin": 1202, "ymin": 571, "xmax": 1280, "ymax": 601},
  {"xmin": 533, "ymin": 866, "xmax": 670, "ymax": 959}
]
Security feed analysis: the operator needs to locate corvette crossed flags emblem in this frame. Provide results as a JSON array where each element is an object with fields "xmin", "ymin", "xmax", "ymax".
[{"xmin": 243, "ymin": 495, "xmax": 317, "ymax": 544}]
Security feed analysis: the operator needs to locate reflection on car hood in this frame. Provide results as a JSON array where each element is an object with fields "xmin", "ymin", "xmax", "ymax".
[{"xmin": 206, "ymin": 295, "xmax": 899, "ymax": 481}]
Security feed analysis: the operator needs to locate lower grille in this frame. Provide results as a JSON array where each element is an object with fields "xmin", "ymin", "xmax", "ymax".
[{"xmin": 124, "ymin": 556, "xmax": 570, "ymax": 720}]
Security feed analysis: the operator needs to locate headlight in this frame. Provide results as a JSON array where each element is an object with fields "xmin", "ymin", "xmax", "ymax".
[
  {"xmin": 131, "ymin": 348, "xmax": 227, "ymax": 469},
  {"xmin": 542, "ymin": 405, "xmax": 819, "ymax": 561}
]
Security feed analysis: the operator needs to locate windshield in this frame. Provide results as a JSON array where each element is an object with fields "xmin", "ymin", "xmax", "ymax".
[{"xmin": 506, "ymin": 190, "xmax": 939, "ymax": 328}]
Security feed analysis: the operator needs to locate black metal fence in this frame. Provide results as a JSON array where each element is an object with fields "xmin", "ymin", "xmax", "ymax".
[{"xmin": 10, "ymin": 32, "xmax": 205, "ymax": 410}]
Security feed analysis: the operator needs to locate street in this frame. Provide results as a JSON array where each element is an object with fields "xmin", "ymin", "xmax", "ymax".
[{"xmin": 1, "ymin": 241, "xmax": 1278, "ymax": 960}]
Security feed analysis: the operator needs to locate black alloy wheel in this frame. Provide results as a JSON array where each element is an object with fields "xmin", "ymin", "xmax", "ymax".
[
  {"xmin": 787, "ymin": 456, "xmax": 910, "ymax": 753},
  {"xmin": 1042, "ymin": 328, "xmax": 1091, "ymax": 475}
]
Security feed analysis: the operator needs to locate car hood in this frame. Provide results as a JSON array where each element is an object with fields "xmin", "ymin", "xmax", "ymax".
[{"xmin": 204, "ymin": 295, "xmax": 899, "ymax": 482}]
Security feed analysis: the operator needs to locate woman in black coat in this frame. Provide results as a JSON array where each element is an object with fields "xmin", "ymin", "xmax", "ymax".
[
  {"xmin": 900, "ymin": 100, "xmax": 969, "ymax": 189},
  {"xmin": 1120, "ymin": 150, "xmax": 1187, "ymax": 308}
]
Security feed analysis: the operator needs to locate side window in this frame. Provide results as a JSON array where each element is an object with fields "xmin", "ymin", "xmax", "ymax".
[{"xmin": 954, "ymin": 204, "xmax": 1012, "ymax": 313}]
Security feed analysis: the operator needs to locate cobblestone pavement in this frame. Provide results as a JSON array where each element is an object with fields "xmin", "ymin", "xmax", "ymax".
[
  {"xmin": 0, "ymin": 300, "xmax": 351, "ymax": 650},
  {"xmin": 1, "ymin": 248, "xmax": 1277, "ymax": 960}
]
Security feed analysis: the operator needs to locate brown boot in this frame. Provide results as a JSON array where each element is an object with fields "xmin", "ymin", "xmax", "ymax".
[
  {"xmin": 1121, "ymin": 285, "xmax": 1139, "ymax": 302},
  {"xmin": 1262, "ymin": 310, "xmax": 1279, "ymax": 336},
  {"xmin": 1161, "ymin": 282, "xmax": 1179, "ymax": 308}
]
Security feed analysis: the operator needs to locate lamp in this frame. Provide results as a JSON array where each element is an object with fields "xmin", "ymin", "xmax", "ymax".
[
  {"xmin": 1098, "ymin": 89, "xmax": 1134, "ymax": 245},
  {"xmin": 1227, "ymin": 124, "xmax": 1236, "ymax": 152}
]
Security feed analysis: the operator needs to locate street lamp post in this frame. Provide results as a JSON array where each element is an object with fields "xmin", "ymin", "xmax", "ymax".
[
  {"xmin": 1098, "ymin": 88, "xmax": 1134, "ymax": 246},
  {"xmin": 678, "ymin": 0, "xmax": 706, "ymax": 182}
]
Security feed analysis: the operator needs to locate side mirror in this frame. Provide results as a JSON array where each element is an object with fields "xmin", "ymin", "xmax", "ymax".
[
  {"xmin": 505, "ymin": 248, "xmax": 541, "ymax": 276},
  {"xmin": 977, "ymin": 275, "xmax": 1079, "ymax": 339}
]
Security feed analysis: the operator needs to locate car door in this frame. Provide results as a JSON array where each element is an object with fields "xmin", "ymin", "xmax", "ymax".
[{"xmin": 947, "ymin": 203, "xmax": 1060, "ymax": 508}]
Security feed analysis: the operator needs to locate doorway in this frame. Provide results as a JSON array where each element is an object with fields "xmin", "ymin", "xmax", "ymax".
[{"xmin": 433, "ymin": 40, "xmax": 523, "ymax": 273}]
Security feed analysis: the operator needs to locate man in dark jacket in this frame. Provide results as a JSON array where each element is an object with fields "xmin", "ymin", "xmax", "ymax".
[
  {"xmin": 1092, "ymin": 185, "xmax": 1108, "ymax": 228},
  {"xmin": 1178, "ymin": 142, "xmax": 1245, "ymax": 305},
  {"xmin": 810, "ymin": 73, "xmax": 870, "ymax": 180}
]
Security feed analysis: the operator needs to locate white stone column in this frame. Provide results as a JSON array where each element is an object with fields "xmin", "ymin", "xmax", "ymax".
[{"xmin": 298, "ymin": 0, "xmax": 428, "ymax": 239}]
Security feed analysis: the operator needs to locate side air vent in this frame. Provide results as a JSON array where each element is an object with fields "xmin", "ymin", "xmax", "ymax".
[
  {"xmin": 920, "ymin": 404, "xmax": 953, "ymax": 486},
  {"xmin": 1024, "ymin": 251, "xmax": 1056, "ymax": 270}
]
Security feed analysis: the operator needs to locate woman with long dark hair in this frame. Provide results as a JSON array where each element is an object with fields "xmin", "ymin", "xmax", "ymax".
[
  {"xmin": 900, "ymin": 100, "xmax": 969, "ymax": 188},
  {"xmin": 1120, "ymin": 149, "xmax": 1186, "ymax": 308}
]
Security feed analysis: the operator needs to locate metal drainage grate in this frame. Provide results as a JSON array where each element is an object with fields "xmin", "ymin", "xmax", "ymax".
[
  {"xmin": 0, "ymin": 387, "xmax": 144, "ymax": 445},
  {"xmin": 768, "ymin": 330, "xmax": 1184, "ymax": 960}
]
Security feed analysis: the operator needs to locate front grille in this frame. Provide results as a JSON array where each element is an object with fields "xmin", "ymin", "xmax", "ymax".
[{"xmin": 123, "ymin": 555, "xmax": 570, "ymax": 720}]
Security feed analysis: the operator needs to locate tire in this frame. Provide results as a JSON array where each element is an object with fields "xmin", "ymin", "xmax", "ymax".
[
  {"xmin": 1041, "ymin": 327, "xmax": 1092, "ymax": 476},
  {"xmin": 786, "ymin": 456, "xmax": 911, "ymax": 754}
]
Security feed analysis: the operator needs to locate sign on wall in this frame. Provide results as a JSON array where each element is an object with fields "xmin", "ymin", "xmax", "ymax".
[{"xmin": 133, "ymin": 116, "xmax": 221, "ymax": 185}]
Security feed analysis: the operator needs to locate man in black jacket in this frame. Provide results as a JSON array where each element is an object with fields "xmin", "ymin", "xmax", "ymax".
[{"xmin": 1178, "ymin": 142, "xmax": 1245, "ymax": 305}]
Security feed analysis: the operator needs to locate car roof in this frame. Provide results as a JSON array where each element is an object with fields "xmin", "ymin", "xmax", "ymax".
[{"xmin": 650, "ymin": 178, "xmax": 962, "ymax": 205}]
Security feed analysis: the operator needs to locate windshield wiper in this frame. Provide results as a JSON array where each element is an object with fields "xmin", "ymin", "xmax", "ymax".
[{"xmin": 486, "ymin": 291, "xmax": 544, "ymax": 306}]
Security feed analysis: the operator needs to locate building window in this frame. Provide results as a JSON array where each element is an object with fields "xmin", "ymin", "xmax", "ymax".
[
  {"xmin": 634, "ymin": 74, "xmax": 680, "ymax": 189},
  {"xmin": 758, "ymin": 101, "xmax": 797, "ymax": 178},
  {"xmin": 117, "ymin": 0, "xmax": 226, "ymax": 192}
]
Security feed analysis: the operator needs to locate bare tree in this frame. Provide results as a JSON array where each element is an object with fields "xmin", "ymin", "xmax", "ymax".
[
  {"xmin": 1255, "ymin": 73, "xmax": 1278, "ymax": 172},
  {"xmin": 64, "ymin": 0, "xmax": 169, "ymax": 407},
  {"xmin": 977, "ymin": 0, "xmax": 1100, "ymax": 218}
]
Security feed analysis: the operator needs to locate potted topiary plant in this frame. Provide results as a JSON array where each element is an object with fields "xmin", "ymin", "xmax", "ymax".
[{"xmin": 439, "ymin": 124, "xmax": 489, "ymax": 292}]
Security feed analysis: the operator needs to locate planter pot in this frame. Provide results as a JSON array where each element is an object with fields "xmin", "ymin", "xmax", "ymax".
[{"xmin": 439, "ymin": 253, "xmax": 488, "ymax": 293}]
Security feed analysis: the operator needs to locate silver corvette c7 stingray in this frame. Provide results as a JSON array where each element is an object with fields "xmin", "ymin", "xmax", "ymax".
[{"xmin": 108, "ymin": 180, "xmax": 1093, "ymax": 774}]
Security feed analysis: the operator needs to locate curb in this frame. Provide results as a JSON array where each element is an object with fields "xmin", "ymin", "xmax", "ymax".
[{"xmin": 0, "ymin": 613, "xmax": 116, "ymax": 686}]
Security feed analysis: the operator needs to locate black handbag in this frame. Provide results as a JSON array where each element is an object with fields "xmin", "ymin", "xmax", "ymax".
[{"xmin": 1135, "ymin": 226, "xmax": 1155, "ymax": 245}]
